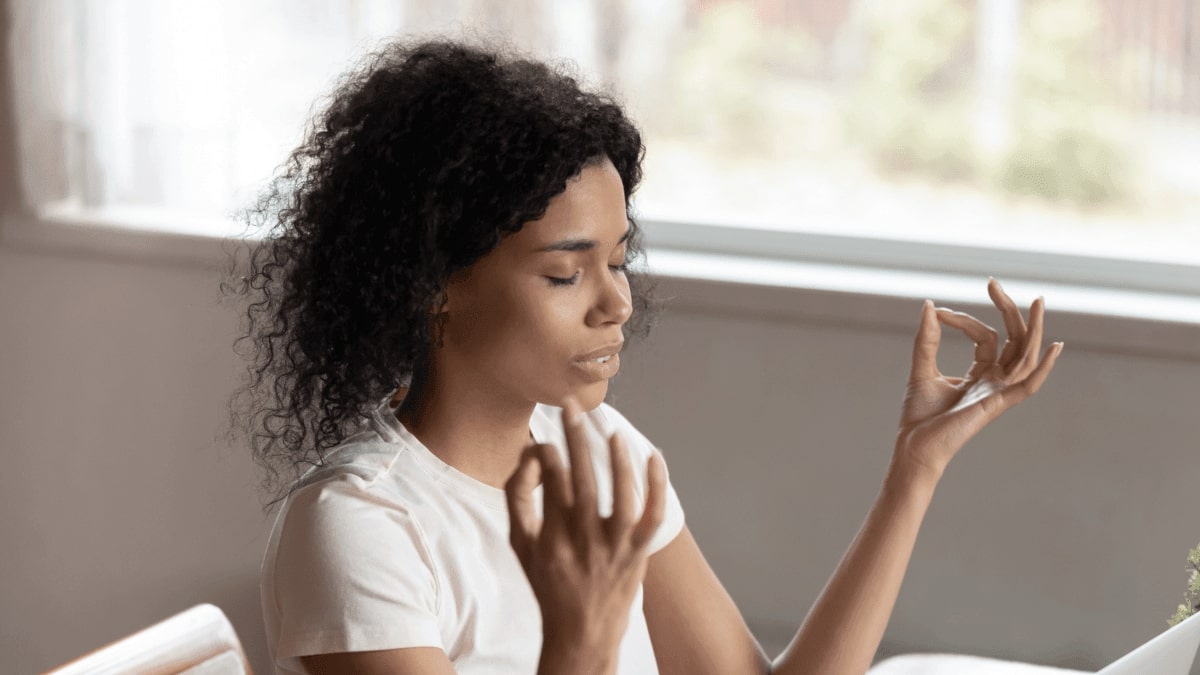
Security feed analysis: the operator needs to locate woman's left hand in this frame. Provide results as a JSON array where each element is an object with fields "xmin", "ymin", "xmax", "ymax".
[{"xmin": 894, "ymin": 278, "xmax": 1064, "ymax": 479}]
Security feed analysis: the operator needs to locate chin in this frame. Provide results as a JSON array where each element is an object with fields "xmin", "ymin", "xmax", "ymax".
[
  {"xmin": 549, "ymin": 381, "xmax": 608, "ymax": 411},
  {"xmin": 580, "ymin": 384, "xmax": 609, "ymax": 411}
]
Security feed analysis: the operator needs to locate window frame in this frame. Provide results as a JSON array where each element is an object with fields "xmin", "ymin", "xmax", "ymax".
[{"xmin": 639, "ymin": 219, "xmax": 1200, "ymax": 297}]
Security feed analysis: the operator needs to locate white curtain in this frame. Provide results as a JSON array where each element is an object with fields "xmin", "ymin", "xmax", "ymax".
[{"xmin": 8, "ymin": 0, "xmax": 683, "ymax": 233}]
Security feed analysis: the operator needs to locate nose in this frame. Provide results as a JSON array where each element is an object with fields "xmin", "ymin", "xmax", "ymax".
[{"xmin": 588, "ymin": 268, "xmax": 633, "ymax": 327}]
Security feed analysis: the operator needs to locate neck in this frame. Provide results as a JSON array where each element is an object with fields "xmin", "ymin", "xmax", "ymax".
[{"xmin": 393, "ymin": 362, "xmax": 537, "ymax": 490}]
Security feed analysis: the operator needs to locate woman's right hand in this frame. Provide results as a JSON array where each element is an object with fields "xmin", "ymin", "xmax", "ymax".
[{"xmin": 505, "ymin": 395, "xmax": 666, "ymax": 675}]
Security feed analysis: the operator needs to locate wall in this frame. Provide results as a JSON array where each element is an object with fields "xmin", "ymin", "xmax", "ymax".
[
  {"xmin": 0, "ymin": 243, "xmax": 271, "ymax": 672},
  {"xmin": 3, "ymin": 239, "xmax": 1198, "ymax": 674}
]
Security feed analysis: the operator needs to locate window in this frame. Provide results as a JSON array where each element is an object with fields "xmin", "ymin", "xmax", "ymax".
[{"xmin": 10, "ymin": 0, "xmax": 1200, "ymax": 288}]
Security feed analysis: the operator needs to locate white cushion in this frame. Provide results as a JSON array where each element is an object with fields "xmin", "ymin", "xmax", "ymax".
[{"xmin": 178, "ymin": 651, "xmax": 247, "ymax": 675}]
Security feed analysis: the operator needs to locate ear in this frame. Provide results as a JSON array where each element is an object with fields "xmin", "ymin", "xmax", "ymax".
[
  {"xmin": 431, "ymin": 287, "xmax": 450, "ymax": 316},
  {"xmin": 434, "ymin": 267, "xmax": 469, "ymax": 315}
]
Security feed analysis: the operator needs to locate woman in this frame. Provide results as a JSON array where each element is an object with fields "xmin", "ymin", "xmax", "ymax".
[{"xmin": 227, "ymin": 37, "xmax": 1063, "ymax": 675}]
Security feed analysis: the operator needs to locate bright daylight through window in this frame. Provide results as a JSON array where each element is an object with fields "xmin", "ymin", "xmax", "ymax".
[{"xmin": 10, "ymin": 0, "xmax": 1200, "ymax": 274}]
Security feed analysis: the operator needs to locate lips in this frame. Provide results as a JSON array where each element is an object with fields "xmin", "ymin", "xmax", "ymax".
[
  {"xmin": 572, "ymin": 352, "xmax": 621, "ymax": 380},
  {"xmin": 573, "ymin": 341, "xmax": 623, "ymax": 381},
  {"xmin": 576, "ymin": 341, "xmax": 624, "ymax": 362}
]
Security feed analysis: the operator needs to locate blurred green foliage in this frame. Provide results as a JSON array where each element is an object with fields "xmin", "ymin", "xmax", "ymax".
[
  {"xmin": 844, "ymin": 0, "xmax": 1140, "ymax": 206},
  {"xmin": 663, "ymin": 3, "xmax": 820, "ymax": 159},
  {"xmin": 999, "ymin": 0, "xmax": 1138, "ymax": 205},
  {"xmin": 1168, "ymin": 542, "xmax": 1200, "ymax": 627},
  {"xmin": 843, "ymin": 0, "xmax": 976, "ymax": 180}
]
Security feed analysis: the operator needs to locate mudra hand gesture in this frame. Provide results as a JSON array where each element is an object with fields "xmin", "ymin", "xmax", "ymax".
[
  {"xmin": 505, "ymin": 397, "xmax": 666, "ymax": 673},
  {"xmin": 895, "ymin": 278, "xmax": 1064, "ymax": 478}
]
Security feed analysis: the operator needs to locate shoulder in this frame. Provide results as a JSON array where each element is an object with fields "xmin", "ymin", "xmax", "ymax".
[
  {"xmin": 288, "ymin": 428, "xmax": 405, "ymax": 494},
  {"xmin": 267, "ymin": 474, "xmax": 445, "ymax": 661},
  {"xmin": 591, "ymin": 401, "xmax": 642, "ymax": 436},
  {"xmin": 592, "ymin": 402, "xmax": 660, "ymax": 462},
  {"xmin": 269, "ymin": 434, "xmax": 440, "ymax": 589},
  {"xmin": 282, "ymin": 409, "xmax": 447, "ymax": 516},
  {"xmin": 281, "ymin": 470, "xmax": 414, "ymax": 535},
  {"xmin": 268, "ymin": 468, "xmax": 443, "ymax": 625},
  {"xmin": 274, "ymin": 470, "xmax": 437, "ymax": 574}
]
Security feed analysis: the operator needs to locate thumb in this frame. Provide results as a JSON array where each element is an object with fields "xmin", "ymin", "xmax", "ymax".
[{"xmin": 910, "ymin": 300, "xmax": 941, "ymax": 382}]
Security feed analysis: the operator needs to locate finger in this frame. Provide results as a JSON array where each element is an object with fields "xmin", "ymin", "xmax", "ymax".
[
  {"xmin": 561, "ymin": 395, "xmax": 599, "ymax": 524},
  {"xmin": 984, "ymin": 338, "xmax": 1070, "ymax": 417},
  {"xmin": 1003, "ymin": 341, "xmax": 1063, "ymax": 406},
  {"xmin": 936, "ymin": 342, "xmax": 1063, "ymax": 443},
  {"xmin": 505, "ymin": 445, "xmax": 544, "ymax": 561},
  {"xmin": 935, "ymin": 308, "xmax": 1000, "ymax": 371},
  {"xmin": 606, "ymin": 432, "xmax": 637, "ymax": 541},
  {"xmin": 530, "ymin": 442, "xmax": 572, "ymax": 532},
  {"xmin": 630, "ymin": 450, "xmax": 668, "ymax": 552},
  {"xmin": 910, "ymin": 300, "xmax": 942, "ymax": 382},
  {"xmin": 1011, "ymin": 297, "xmax": 1045, "ymax": 380},
  {"xmin": 944, "ymin": 341, "xmax": 1064, "ymax": 435},
  {"xmin": 988, "ymin": 278, "xmax": 1026, "ymax": 369}
]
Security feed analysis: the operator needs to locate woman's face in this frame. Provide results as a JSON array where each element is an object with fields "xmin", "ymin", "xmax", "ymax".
[{"xmin": 438, "ymin": 156, "xmax": 634, "ymax": 410}]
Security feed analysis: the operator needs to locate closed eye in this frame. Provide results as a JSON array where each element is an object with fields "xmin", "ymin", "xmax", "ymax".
[
  {"xmin": 546, "ymin": 272, "xmax": 580, "ymax": 287},
  {"xmin": 546, "ymin": 262, "xmax": 629, "ymax": 287}
]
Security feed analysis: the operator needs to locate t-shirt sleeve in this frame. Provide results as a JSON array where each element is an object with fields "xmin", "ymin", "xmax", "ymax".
[
  {"xmin": 593, "ymin": 403, "xmax": 686, "ymax": 555},
  {"xmin": 270, "ymin": 477, "xmax": 443, "ymax": 659}
]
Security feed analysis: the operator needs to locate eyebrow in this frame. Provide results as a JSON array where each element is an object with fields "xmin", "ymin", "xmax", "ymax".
[{"xmin": 538, "ymin": 227, "xmax": 631, "ymax": 253}]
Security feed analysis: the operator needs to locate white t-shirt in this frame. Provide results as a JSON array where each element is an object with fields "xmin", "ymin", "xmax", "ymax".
[{"xmin": 260, "ymin": 400, "xmax": 686, "ymax": 674}]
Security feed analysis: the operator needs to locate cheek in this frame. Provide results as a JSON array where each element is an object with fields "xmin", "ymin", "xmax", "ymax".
[
  {"xmin": 464, "ymin": 287, "xmax": 573, "ymax": 358},
  {"xmin": 512, "ymin": 292, "xmax": 577, "ymax": 352},
  {"xmin": 508, "ymin": 293, "xmax": 588, "ymax": 381}
]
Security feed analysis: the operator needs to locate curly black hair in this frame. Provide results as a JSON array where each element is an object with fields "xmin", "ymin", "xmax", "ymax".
[{"xmin": 222, "ymin": 36, "xmax": 663, "ymax": 507}]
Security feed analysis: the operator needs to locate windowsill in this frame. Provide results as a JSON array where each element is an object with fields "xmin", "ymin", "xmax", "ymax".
[
  {"xmin": 648, "ymin": 248, "xmax": 1200, "ymax": 361},
  {"xmin": 0, "ymin": 209, "xmax": 235, "ymax": 269},
  {"xmin": 4, "ymin": 210, "xmax": 1199, "ymax": 361}
]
